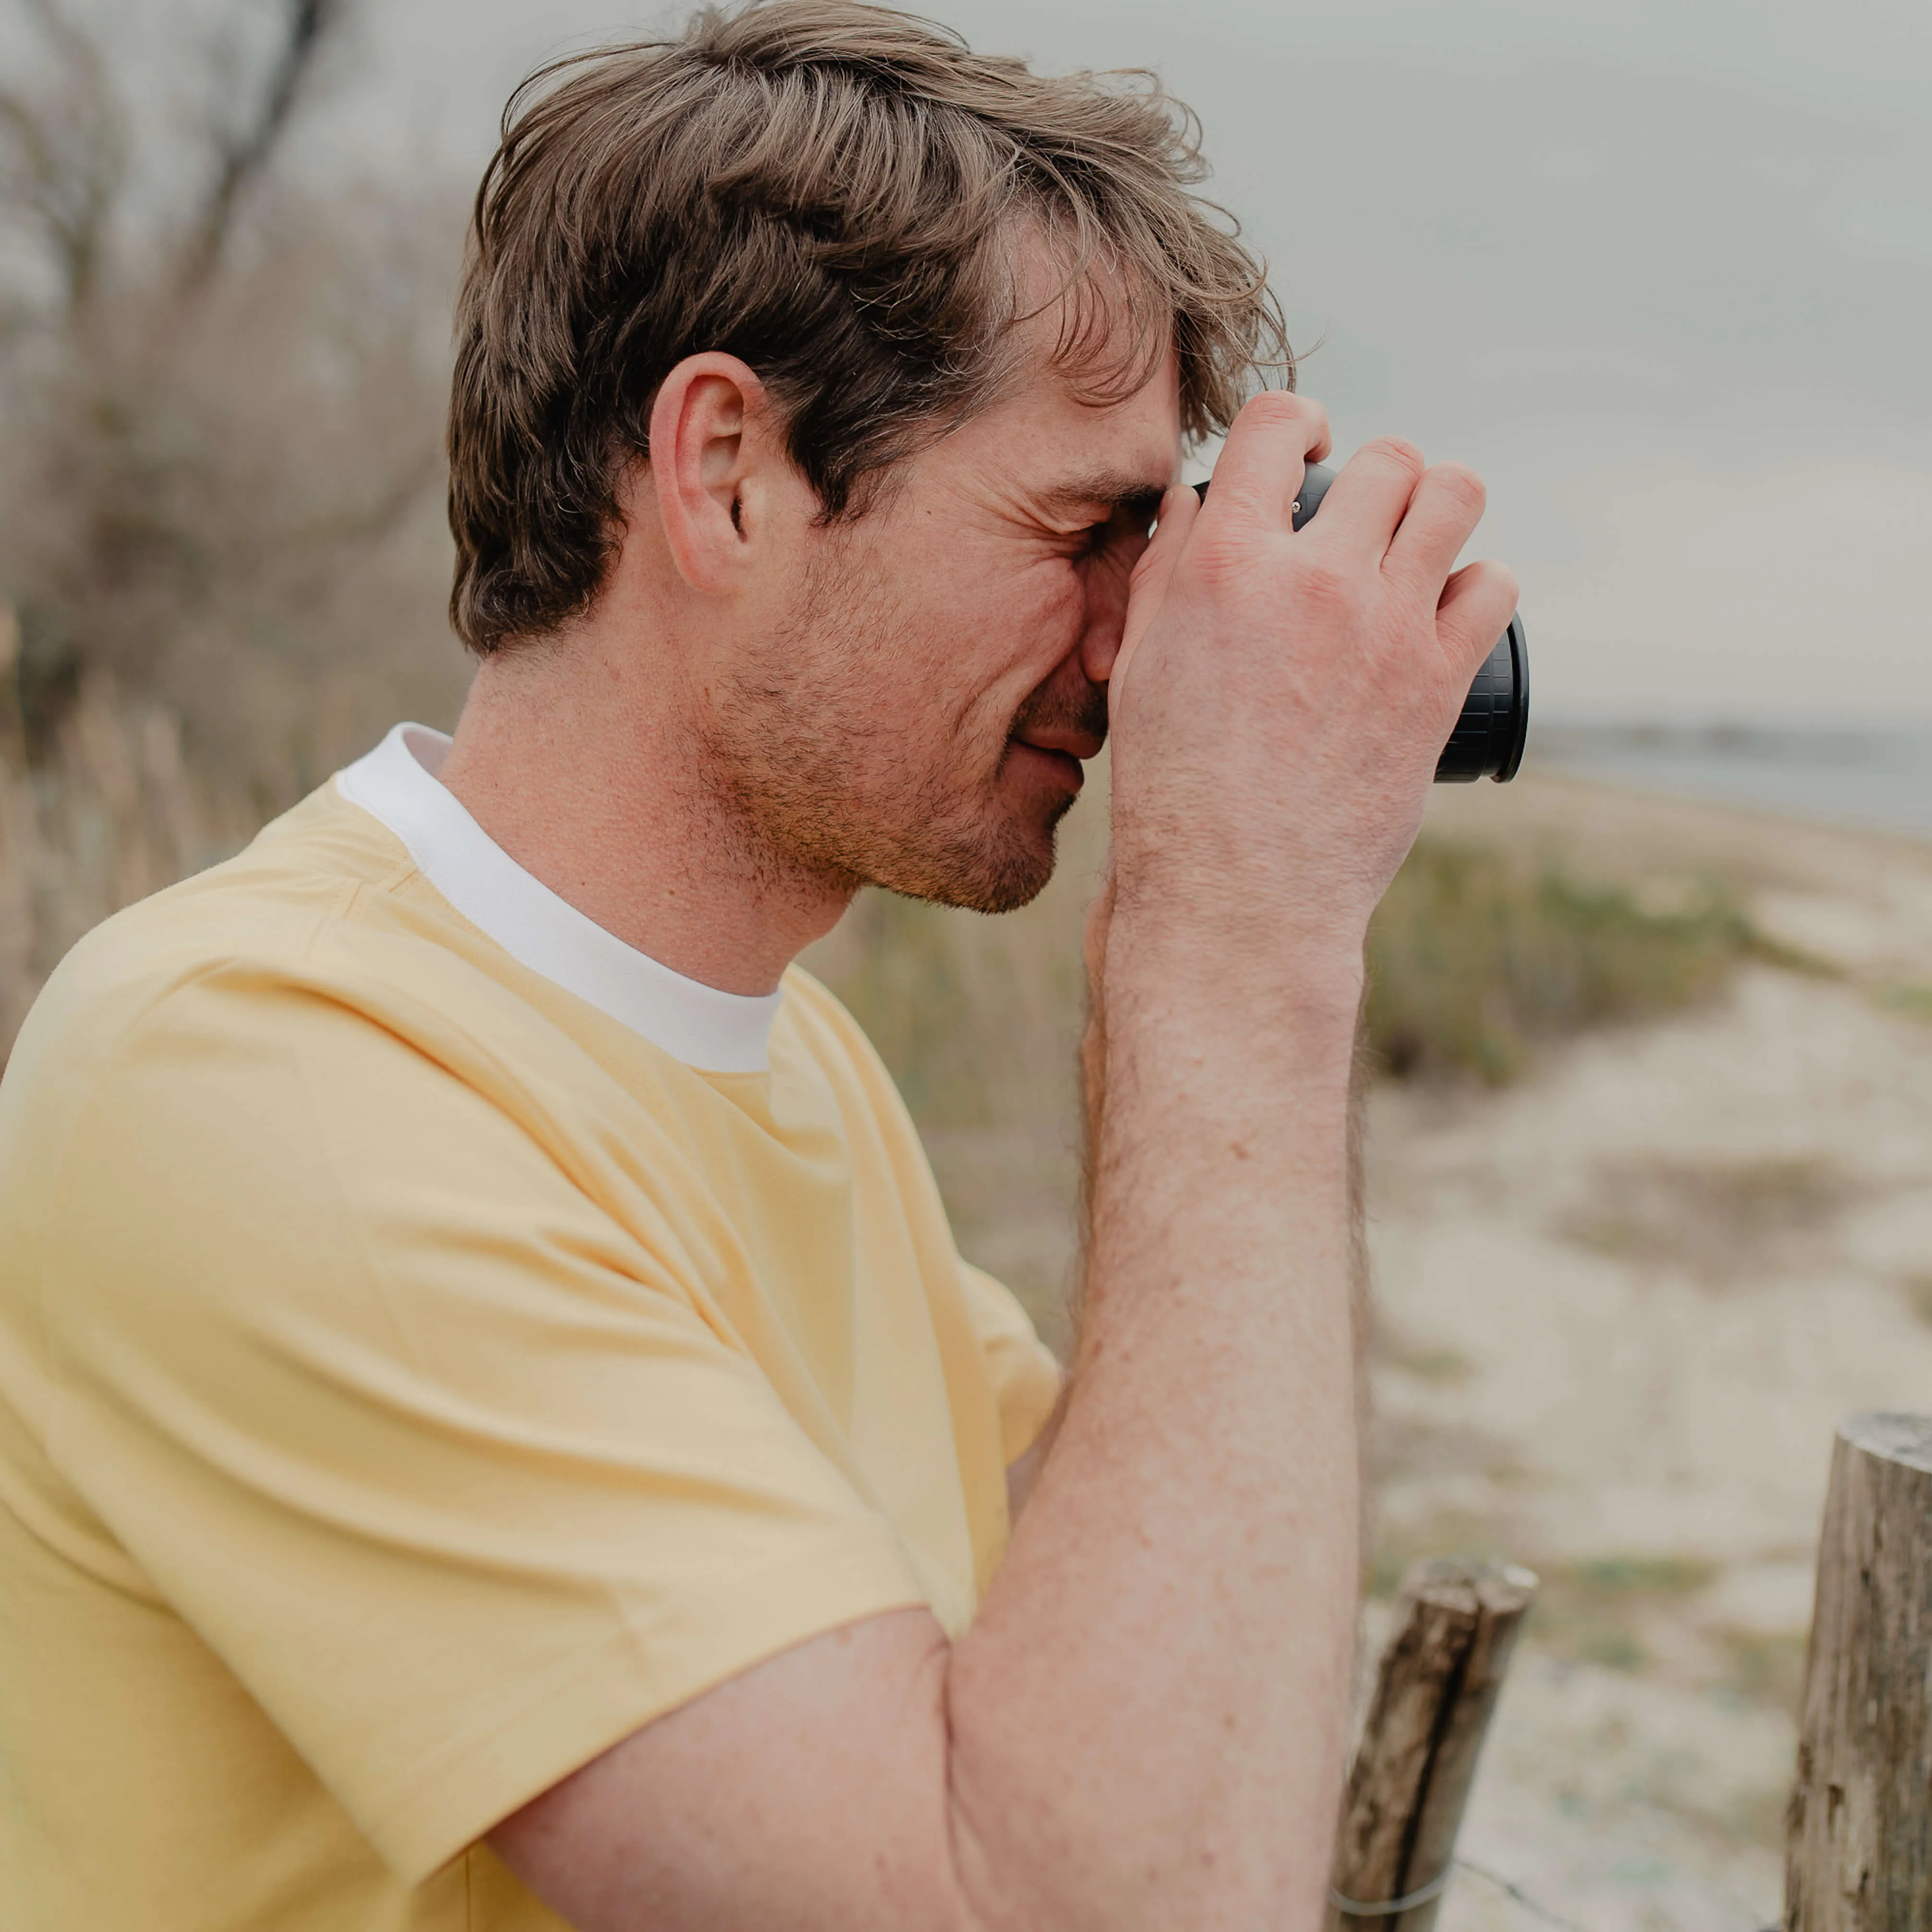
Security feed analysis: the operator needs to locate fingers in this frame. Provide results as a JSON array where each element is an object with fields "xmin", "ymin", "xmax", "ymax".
[
  {"xmin": 1109, "ymin": 483, "xmax": 1199, "ymax": 699},
  {"xmin": 1382, "ymin": 460, "xmax": 1487, "ymax": 595},
  {"xmin": 1198, "ymin": 391, "xmax": 1330, "ymax": 529},
  {"xmin": 1304, "ymin": 435, "xmax": 1428, "ymax": 563},
  {"xmin": 1436, "ymin": 558, "xmax": 1521, "ymax": 679}
]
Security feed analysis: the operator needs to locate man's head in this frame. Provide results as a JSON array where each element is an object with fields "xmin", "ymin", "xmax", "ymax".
[{"xmin": 448, "ymin": 0, "xmax": 1284, "ymax": 912}]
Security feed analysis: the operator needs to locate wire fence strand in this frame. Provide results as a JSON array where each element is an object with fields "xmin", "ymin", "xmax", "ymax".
[
  {"xmin": 1454, "ymin": 1855, "xmax": 1779, "ymax": 1932},
  {"xmin": 1456, "ymin": 1858, "xmax": 1605, "ymax": 1932}
]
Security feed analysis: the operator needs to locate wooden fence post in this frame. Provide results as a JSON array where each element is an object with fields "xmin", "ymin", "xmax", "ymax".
[
  {"xmin": 1785, "ymin": 1413, "xmax": 1932, "ymax": 1931},
  {"xmin": 1328, "ymin": 1558, "xmax": 1537, "ymax": 1932}
]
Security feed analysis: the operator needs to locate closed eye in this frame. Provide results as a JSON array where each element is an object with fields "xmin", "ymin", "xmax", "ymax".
[{"xmin": 1081, "ymin": 500, "xmax": 1160, "ymax": 555}]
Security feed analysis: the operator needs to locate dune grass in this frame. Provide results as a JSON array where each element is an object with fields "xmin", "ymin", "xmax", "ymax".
[
  {"xmin": 1365, "ymin": 836, "xmax": 1781, "ymax": 1085},
  {"xmin": 0, "ymin": 628, "xmax": 255, "ymax": 1065}
]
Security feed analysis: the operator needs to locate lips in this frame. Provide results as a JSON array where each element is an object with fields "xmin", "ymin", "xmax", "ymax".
[
  {"xmin": 1006, "ymin": 740, "xmax": 1091, "ymax": 800},
  {"xmin": 1007, "ymin": 677, "xmax": 1110, "ymax": 781},
  {"xmin": 1014, "ymin": 724, "xmax": 1107, "ymax": 761}
]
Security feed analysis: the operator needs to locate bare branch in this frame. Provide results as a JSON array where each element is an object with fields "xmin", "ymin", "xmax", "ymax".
[
  {"xmin": 0, "ymin": 0, "xmax": 128, "ymax": 320},
  {"xmin": 176, "ymin": 0, "xmax": 348, "ymax": 295}
]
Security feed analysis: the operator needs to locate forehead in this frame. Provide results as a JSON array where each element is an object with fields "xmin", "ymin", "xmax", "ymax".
[
  {"xmin": 920, "ymin": 332, "xmax": 1184, "ymax": 511},
  {"xmin": 911, "ymin": 239, "xmax": 1185, "ymax": 505}
]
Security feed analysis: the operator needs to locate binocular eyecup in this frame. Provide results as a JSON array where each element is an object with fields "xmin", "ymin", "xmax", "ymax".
[{"xmin": 1191, "ymin": 462, "xmax": 1528, "ymax": 784}]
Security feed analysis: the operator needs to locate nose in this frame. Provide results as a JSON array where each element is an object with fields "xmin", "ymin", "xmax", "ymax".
[{"xmin": 1081, "ymin": 613, "xmax": 1123, "ymax": 687}]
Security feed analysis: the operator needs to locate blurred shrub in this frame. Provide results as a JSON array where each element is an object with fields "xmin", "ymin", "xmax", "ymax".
[
  {"xmin": 1366, "ymin": 836, "xmax": 1767, "ymax": 1084},
  {"xmin": 801, "ymin": 808, "xmax": 1106, "ymax": 1346},
  {"xmin": 0, "ymin": 1, "xmax": 468, "ymax": 808},
  {"xmin": 0, "ymin": 2, "xmax": 474, "ymax": 1067}
]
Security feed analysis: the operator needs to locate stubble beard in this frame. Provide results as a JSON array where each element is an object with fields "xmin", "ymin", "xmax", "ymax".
[{"xmin": 695, "ymin": 547, "xmax": 1100, "ymax": 917}]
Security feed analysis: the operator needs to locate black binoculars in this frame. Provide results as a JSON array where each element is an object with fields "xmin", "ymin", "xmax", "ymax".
[{"xmin": 1192, "ymin": 462, "xmax": 1527, "ymax": 783}]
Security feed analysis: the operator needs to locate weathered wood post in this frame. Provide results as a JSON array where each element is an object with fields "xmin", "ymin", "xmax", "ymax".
[
  {"xmin": 1328, "ymin": 1558, "xmax": 1537, "ymax": 1932},
  {"xmin": 1785, "ymin": 1413, "xmax": 1932, "ymax": 1931}
]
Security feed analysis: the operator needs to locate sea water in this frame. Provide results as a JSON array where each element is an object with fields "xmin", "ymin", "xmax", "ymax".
[{"xmin": 1532, "ymin": 727, "xmax": 1932, "ymax": 843}]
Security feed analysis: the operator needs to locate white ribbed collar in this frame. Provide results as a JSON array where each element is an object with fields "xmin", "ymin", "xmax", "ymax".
[{"xmin": 335, "ymin": 724, "xmax": 782, "ymax": 1074}]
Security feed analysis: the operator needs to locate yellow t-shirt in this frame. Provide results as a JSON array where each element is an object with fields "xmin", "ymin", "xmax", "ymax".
[{"xmin": 0, "ymin": 724, "xmax": 1060, "ymax": 1931}]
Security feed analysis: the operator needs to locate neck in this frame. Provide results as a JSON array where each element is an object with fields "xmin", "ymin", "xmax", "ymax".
[{"xmin": 436, "ymin": 626, "xmax": 854, "ymax": 998}]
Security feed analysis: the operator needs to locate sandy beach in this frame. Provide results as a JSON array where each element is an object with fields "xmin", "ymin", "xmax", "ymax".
[{"xmin": 1369, "ymin": 772, "xmax": 1932, "ymax": 1931}]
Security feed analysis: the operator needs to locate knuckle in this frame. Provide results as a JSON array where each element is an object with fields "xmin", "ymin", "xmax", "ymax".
[
  {"xmin": 1240, "ymin": 389, "xmax": 1316, "ymax": 429},
  {"xmin": 1292, "ymin": 557, "xmax": 1352, "ymax": 611},
  {"xmin": 1188, "ymin": 527, "xmax": 1257, "ymax": 589},
  {"xmin": 1430, "ymin": 460, "xmax": 1487, "ymax": 517},
  {"xmin": 1362, "ymin": 435, "xmax": 1426, "ymax": 480}
]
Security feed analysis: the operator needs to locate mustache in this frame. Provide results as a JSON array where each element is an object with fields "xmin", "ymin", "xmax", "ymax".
[{"xmin": 1008, "ymin": 677, "xmax": 1111, "ymax": 752}]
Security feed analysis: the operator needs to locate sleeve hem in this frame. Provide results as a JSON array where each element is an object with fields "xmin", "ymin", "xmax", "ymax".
[
  {"xmin": 996, "ymin": 1339, "xmax": 1064, "ymax": 1466},
  {"xmin": 366, "ymin": 1532, "xmax": 932, "ymax": 1884}
]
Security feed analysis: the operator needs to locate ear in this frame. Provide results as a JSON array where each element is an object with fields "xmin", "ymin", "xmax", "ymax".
[{"xmin": 646, "ymin": 353, "xmax": 773, "ymax": 593}]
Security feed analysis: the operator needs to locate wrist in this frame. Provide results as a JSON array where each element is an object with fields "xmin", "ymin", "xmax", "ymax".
[
  {"xmin": 1099, "ymin": 915, "xmax": 1366, "ymax": 1057},
  {"xmin": 1097, "ymin": 965, "xmax": 1364, "ymax": 1144}
]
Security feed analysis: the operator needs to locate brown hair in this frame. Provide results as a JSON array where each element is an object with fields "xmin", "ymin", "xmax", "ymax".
[{"xmin": 447, "ymin": 0, "xmax": 1289, "ymax": 653}]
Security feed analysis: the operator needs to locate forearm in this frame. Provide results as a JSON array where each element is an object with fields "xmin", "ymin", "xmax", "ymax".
[{"xmin": 942, "ymin": 942, "xmax": 1365, "ymax": 1932}]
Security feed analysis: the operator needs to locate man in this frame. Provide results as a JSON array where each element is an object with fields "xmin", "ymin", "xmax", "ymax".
[{"xmin": 0, "ymin": 4, "xmax": 1514, "ymax": 1928}]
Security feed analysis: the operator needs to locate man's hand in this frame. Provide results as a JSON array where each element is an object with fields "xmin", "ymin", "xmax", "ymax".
[{"xmin": 1106, "ymin": 394, "xmax": 1517, "ymax": 991}]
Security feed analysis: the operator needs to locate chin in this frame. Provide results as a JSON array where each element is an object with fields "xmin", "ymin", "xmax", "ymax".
[{"xmin": 873, "ymin": 799, "xmax": 1064, "ymax": 915}]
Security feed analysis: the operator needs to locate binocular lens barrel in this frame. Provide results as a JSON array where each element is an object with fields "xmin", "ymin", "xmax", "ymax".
[{"xmin": 1190, "ymin": 462, "xmax": 1528, "ymax": 783}]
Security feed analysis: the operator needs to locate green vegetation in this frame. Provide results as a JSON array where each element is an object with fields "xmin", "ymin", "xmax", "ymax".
[
  {"xmin": 1379, "ymin": 1339, "xmax": 1476, "ymax": 1386},
  {"xmin": 1876, "ymin": 981, "xmax": 1932, "ymax": 1024},
  {"xmin": 1714, "ymin": 1629, "xmax": 1808, "ymax": 1717},
  {"xmin": 1528, "ymin": 1553, "xmax": 1721, "ymax": 1677},
  {"xmin": 808, "ymin": 885, "xmax": 1090, "ymax": 1129},
  {"xmin": 809, "ymin": 823, "xmax": 1788, "ymax": 1138},
  {"xmin": 1366, "ymin": 836, "xmax": 1775, "ymax": 1084},
  {"xmin": 1902, "ymin": 1274, "xmax": 1932, "ymax": 1328},
  {"xmin": 1558, "ymin": 1554, "xmax": 1720, "ymax": 1598},
  {"xmin": 1365, "ymin": 1512, "xmax": 1518, "ymax": 1600}
]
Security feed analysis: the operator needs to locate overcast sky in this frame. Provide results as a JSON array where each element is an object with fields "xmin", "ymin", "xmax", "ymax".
[{"xmin": 291, "ymin": 0, "xmax": 1932, "ymax": 723}]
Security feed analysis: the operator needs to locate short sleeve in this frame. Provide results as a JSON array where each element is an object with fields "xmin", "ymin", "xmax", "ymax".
[
  {"xmin": 956, "ymin": 1263, "xmax": 1063, "ymax": 1465},
  {"xmin": 38, "ymin": 973, "xmax": 928, "ymax": 1883}
]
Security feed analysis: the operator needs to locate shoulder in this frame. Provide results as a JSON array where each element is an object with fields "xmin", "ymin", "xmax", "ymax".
[
  {"xmin": 12, "ymin": 783, "xmax": 381, "ymax": 1056},
  {"xmin": 0, "ymin": 780, "xmax": 464, "ymax": 1189}
]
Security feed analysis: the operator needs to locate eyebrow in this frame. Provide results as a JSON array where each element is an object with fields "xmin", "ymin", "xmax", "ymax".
[{"xmin": 1037, "ymin": 470, "xmax": 1171, "ymax": 524}]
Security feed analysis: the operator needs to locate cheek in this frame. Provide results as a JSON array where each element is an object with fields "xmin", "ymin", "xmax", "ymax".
[
  {"xmin": 961, "ymin": 566, "xmax": 1088, "ymax": 727},
  {"xmin": 834, "ymin": 536, "xmax": 1090, "ymax": 761},
  {"xmin": 968, "ymin": 557, "xmax": 1089, "ymax": 664},
  {"xmin": 902, "ymin": 552, "xmax": 1086, "ymax": 692}
]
